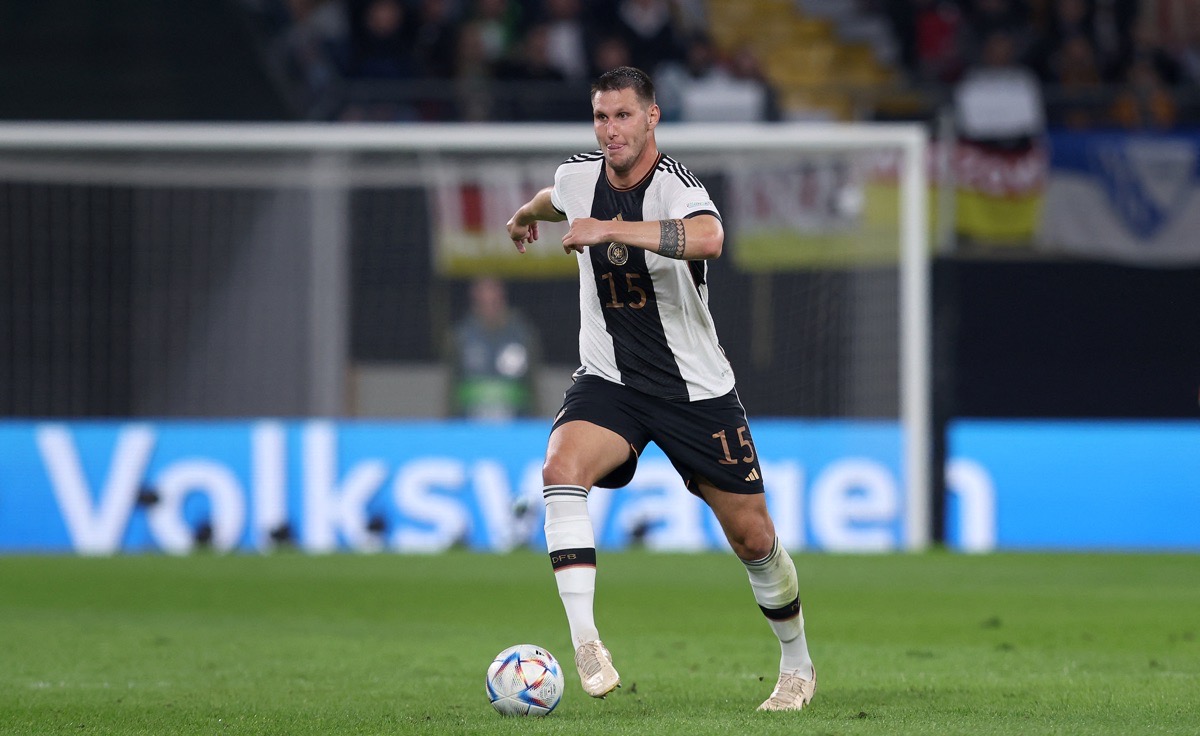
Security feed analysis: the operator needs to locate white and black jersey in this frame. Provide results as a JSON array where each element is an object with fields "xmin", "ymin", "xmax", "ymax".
[{"xmin": 550, "ymin": 151, "xmax": 735, "ymax": 402}]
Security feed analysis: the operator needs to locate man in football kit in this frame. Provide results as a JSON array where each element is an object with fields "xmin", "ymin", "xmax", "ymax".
[{"xmin": 504, "ymin": 66, "xmax": 816, "ymax": 712}]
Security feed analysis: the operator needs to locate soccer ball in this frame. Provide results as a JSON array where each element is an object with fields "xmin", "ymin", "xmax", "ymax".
[{"xmin": 485, "ymin": 644, "xmax": 564, "ymax": 716}]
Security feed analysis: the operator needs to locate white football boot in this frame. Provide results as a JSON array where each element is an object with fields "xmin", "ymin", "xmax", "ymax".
[
  {"xmin": 574, "ymin": 640, "xmax": 620, "ymax": 698},
  {"xmin": 757, "ymin": 666, "xmax": 817, "ymax": 711}
]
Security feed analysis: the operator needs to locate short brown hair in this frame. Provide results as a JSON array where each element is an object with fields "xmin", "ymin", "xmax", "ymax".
[{"xmin": 591, "ymin": 66, "xmax": 656, "ymax": 106}]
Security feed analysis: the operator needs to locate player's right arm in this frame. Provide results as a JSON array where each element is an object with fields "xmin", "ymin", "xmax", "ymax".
[{"xmin": 507, "ymin": 186, "xmax": 566, "ymax": 254}]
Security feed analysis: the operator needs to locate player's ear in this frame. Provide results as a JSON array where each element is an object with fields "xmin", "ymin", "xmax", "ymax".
[{"xmin": 647, "ymin": 103, "xmax": 660, "ymax": 129}]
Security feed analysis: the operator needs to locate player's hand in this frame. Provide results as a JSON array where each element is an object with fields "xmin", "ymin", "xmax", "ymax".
[
  {"xmin": 561, "ymin": 217, "xmax": 607, "ymax": 254},
  {"xmin": 506, "ymin": 217, "xmax": 538, "ymax": 254}
]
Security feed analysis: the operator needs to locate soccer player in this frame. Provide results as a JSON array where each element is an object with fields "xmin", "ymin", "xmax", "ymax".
[{"xmin": 504, "ymin": 66, "xmax": 816, "ymax": 712}]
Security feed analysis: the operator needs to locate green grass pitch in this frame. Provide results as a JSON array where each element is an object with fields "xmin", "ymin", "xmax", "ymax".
[{"xmin": 1, "ymin": 551, "xmax": 1197, "ymax": 735}]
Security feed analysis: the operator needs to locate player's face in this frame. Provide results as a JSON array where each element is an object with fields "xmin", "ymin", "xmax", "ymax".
[{"xmin": 592, "ymin": 88, "xmax": 660, "ymax": 179}]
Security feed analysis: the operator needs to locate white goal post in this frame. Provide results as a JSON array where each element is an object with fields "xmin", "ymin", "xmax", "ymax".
[{"xmin": 0, "ymin": 121, "xmax": 931, "ymax": 550}]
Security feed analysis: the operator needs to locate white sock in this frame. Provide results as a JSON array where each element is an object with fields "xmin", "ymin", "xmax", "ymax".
[
  {"xmin": 543, "ymin": 484, "xmax": 599, "ymax": 649},
  {"xmin": 741, "ymin": 537, "xmax": 814, "ymax": 676}
]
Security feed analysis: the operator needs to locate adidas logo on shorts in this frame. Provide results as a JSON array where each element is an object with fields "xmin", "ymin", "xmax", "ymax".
[{"xmin": 744, "ymin": 468, "xmax": 760, "ymax": 482}]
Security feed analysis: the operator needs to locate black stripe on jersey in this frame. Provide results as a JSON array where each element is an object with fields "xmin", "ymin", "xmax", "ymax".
[
  {"xmin": 589, "ymin": 167, "xmax": 689, "ymax": 400},
  {"xmin": 657, "ymin": 155, "xmax": 702, "ymax": 188},
  {"xmin": 563, "ymin": 150, "xmax": 604, "ymax": 164}
]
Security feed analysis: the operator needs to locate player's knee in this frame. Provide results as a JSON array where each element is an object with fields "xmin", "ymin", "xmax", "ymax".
[
  {"xmin": 542, "ymin": 454, "xmax": 581, "ymax": 488},
  {"xmin": 728, "ymin": 521, "xmax": 775, "ymax": 561},
  {"xmin": 737, "ymin": 534, "xmax": 775, "ymax": 561}
]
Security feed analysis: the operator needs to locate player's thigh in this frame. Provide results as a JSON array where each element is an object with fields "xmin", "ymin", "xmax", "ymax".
[
  {"xmin": 546, "ymin": 375, "xmax": 648, "ymax": 489},
  {"xmin": 695, "ymin": 479, "xmax": 776, "ymax": 561},
  {"xmin": 652, "ymin": 389, "xmax": 765, "ymax": 497},
  {"xmin": 649, "ymin": 393, "xmax": 774, "ymax": 559},
  {"xmin": 544, "ymin": 420, "xmax": 635, "ymax": 489}
]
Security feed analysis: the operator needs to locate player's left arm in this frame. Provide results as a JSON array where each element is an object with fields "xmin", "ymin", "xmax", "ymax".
[{"xmin": 562, "ymin": 213, "xmax": 723, "ymax": 260}]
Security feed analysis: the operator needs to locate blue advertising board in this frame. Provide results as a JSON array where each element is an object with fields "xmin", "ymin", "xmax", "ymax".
[
  {"xmin": 0, "ymin": 419, "xmax": 908, "ymax": 554},
  {"xmin": 6, "ymin": 419, "xmax": 1196, "ymax": 554},
  {"xmin": 947, "ymin": 420, "xmax": 1200, "ymax": 550}
]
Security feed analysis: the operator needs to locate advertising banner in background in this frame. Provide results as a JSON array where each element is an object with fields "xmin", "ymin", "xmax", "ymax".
[
  {"xmin": 723, "ymin": 140, "xmax": 1049, "ymax": 267},
  {"xmin": 953, "ymin": 139, "xmax": 1047, "ymax": 244},
  {"xmin": 5, "ymin": 419, "xmax": 1196, "ymax": 555},
  {"xmin": 948, "ymin": 420, "xmax": 1200, "ymax": 550},
  {"xmin": 727, "ymin": 153, "xmax": 903, "ymax": 269},
  {"xmin": 431, "ymin": 158, "xmax": 576, "ymax": 278},
  {"xmin": 1036, "ymin": 131, "xmax": 1200, "ymax": 264},
  {"xmin": 0, "ymin": 419, "xmax": 910, "ymax": 555}
]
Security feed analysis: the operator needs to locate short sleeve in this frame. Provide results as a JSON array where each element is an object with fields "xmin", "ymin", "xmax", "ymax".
[
  {"xmin": 668, "ymin": 184, "xmax": 721, "ymax": 222},
  {"xmin": 550, "ymin": 167, "xmax": 567, "ymax": 216}
]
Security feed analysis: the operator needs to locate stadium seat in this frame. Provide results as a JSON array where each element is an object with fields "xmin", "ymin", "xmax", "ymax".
[{"xmin": 705, "ymin": 0, "xmax": 898, "ymax": 120}]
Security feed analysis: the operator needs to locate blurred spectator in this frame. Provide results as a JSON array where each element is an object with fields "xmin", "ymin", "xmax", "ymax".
[
  {"xmin": 955, "ymin": 29, "xmax": 1045, "ymax": 142},
  {"xmin": 469, "ymin": 0, "xmax": 522, "ymax": 66},
  {"xmin": 1029, "ymin": 0, "xmax": 1089, "ymax": 81},
  {"xmin": 278, "ymin": 0, "xmax": 350, "ymax": 114},
  {"xmin": 883, "ymin": 0, "xmax": 919, "ymax": 76},
  {"xmin": 349, "ymin": 0, "xmax": 418, "ymax": 78},
  {"xmin": 541, "ymin": 0, "xmax": 590, "ymax": 80},
  {"xmin": 656, "ymin": 35, "xmax": 775, "ymax": 122},
  {"xmin": 1176, "ymin": 35, "xmax": 1200, "ymax": 87},
  {"xmin": 1046, "ymin": 34, "xmax": 1107, "ymax": 129},
  {"xmin": 964, "ymin": 0, "xmax": 1032, "ymax": 46},
  {"xmin": 494, "ymin": 21, "xmax": 577, "ymax": 119},
  {"xmin": 1146, "ymin": 0, "xmax": 1200, "ymax": 85},
  {"xmin": 1053, "ymin": 33, "xmax": 1104, "ymax": 86},
  {"xmin": 285, "ymin": 0, "xmax": 351, "ymax": 68},
  {"xmin": 411, "ymin": 0, "xmax": 461, "ymax": 79},
  {"xmin": 445, "ymin": 277, "xmax": 541, "ymax": 420},
  {"xmin": 453, "ymin": 20, "xmax": 496, "ymax": 120},
  {"xmin": 728, "ymin": 44, "xmax": 782, "ymax": 121},
  {"xmin": 589, "ymin": 34, "xmax": 633, "ymax": 77},
  {"xmin": 910, "ymin": 0, "xmax": 968, "ymax": 83},
  {"xmin": 671, "ymin": 0, "xmax": 709, "ymax": 38},
  {"xmin": 1092, "ymin": 0, "xmax": 1139, "ymax": 80},
  {"xmin": 1029, "ymin": 0, "xmax": 1135, "ymax": 82},
  {"xmin": 1126, "ymin": 23, "xmax": 1185, "ymax": 87},
  {"xmin": 677, "ymin": 31, "xmax": 728, "ymax": 80},
  {"xmin": 497, "ymin": 23, "xmax": 567, "ymax": 82},
  {"xmin": 655, "ymin": 33, "xmax": 732, "ymax": 120},
  {"xmin": 1183, "ymin": 46, "xmax": 1200, "ymax": 87},
  {"xmin": 1110, "ymin": 54, "xmax": 1178, "ymax": 129},
  {"xmin": 609, "ymin": 0, "xmax": 686, "ymax": 75}
]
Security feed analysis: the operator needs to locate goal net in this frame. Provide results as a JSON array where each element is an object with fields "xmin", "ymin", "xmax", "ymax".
[{"xmin": 0, "ymin": 122, "xmax": 930, "ymax": 549}]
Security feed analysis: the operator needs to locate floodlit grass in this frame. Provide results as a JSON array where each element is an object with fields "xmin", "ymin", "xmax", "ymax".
[{"xmin": 1, "ymin": 551, "xmax": 1197, "ymax": 735}]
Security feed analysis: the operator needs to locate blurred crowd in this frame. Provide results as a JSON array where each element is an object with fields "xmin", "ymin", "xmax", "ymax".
[
  {"xmin": 884, "ymin": 0, "xmax": 1200, "ymax": 129},
  {"xmin": 241, "ymin": 0, "xmax": 771, "ymax": 120},
  {"xmin": 240, "ymin": 0, "xmax": 1200, "ymax": 128}
]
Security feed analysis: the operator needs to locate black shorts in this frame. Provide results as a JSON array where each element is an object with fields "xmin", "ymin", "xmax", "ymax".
[{"xmin": 551, "ymin": 375, "xmax": 766, "ymax": 495}]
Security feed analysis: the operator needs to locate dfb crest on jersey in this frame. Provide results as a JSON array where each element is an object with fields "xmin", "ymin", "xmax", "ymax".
[
  {"xmin": 1090, "ymin": 137, "xmax": 1197, "ymax": 239},
  {"xmin": 607, "ymin": 242, "xmax": 629, "ymax": 265}
]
